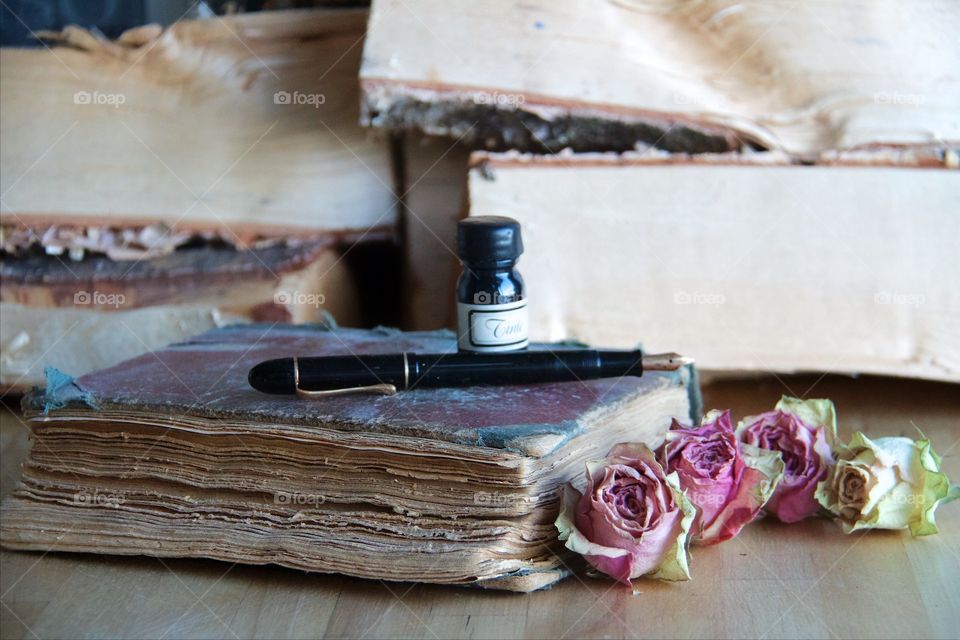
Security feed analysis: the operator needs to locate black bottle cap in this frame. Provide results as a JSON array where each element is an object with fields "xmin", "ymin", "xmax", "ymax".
[{"xmin": 457, "ymin": 216, "xmax": 524, "ymax": 267}]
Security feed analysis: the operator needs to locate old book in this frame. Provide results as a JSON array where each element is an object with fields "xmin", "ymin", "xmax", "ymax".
[
  {"xmin": 360, "ymin": 0, "xmax": 959, "ymax": 157},
  {"xmin": 0, "ymin": 8, "xmax": 402, "ymax": 391},
  {"xmin": 0, "ymin": 8, "xmax": 395, "ymax": 239},
  {"xmin": 466, "ymin": 150, "xmax": 960, "ymax": 382},
  {"xmin": 0, "ymin": 240, "xmax": 363, "ymax": 393},
  {"xmin": 0, "ymin": 324, "xmax": 699, "ymax": 592}
]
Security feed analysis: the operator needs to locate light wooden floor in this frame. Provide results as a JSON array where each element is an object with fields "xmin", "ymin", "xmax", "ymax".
[{"xmin": 2, "ymin": 375, "xmax": 958, "ymax": 639}]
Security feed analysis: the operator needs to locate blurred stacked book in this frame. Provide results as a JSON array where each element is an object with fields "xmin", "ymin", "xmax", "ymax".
[
  {"xmin": 0, "ymin": 8, "xmax": 397, "ymax": 393},
  {"xmin": 466, "ymin": 150, "xmax": 958, "ymax": 382},
  {"xmin": 0, "ymin": 324, "xmax": 699, "ymax": 591},
  {"xmin": 361, "ymin": 0, "xmax": 958, "ymax": 156}
]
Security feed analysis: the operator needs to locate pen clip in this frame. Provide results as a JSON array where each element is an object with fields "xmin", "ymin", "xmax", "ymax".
[
  {"xmin": 295, "ymin": 384, "xmax": 397, "ymax": 399},
  {"xmin": 293, "ymin": 357, "xmax": 397, "ymax": 399}
]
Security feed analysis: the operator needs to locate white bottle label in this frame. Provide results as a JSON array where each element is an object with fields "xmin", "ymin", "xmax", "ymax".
[{"xmin": 457, "ymin": 299, "xmax": 528, "ymax": 352}]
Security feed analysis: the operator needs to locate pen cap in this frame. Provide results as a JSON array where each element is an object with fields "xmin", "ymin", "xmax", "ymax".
[{"xmin": 457, "ymin": 216, "xmax": 524, "ymax": 267}]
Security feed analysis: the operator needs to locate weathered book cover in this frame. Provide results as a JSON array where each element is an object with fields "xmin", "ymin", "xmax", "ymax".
[{"xmin": 1, "ymin": 324, "xmax": 700, "ymax": 591}]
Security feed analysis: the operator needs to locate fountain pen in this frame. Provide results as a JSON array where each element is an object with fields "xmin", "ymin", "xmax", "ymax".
[{"xmin": 247, "ymin": 349, "xmax": 693, "ymax": 398}]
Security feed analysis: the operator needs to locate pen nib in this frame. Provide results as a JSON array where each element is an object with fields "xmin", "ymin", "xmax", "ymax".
[{"xmin": 642, "ymin": 352, "xmax": 695, "ymax": 371}]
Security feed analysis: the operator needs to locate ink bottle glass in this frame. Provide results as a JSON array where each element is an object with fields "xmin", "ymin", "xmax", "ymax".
[{"xmin": 456, "ymin": 216, "xmax": 528, "ymax": 352}]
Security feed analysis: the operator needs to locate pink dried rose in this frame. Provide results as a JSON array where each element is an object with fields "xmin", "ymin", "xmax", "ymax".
[
  {"xmin": 737, "ymin": 397, "xmax": 837, "ymax": 523},
  {"xmin": 555, "ymin": 443, "xmax": 695, "ymax": 585},
  {"xmin": 661, "ymin": 410, "xmax": 783, "ymax": 545}
]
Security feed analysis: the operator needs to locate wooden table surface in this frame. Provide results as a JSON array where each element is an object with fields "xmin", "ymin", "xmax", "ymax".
[{"xmin": 2, "ymin": 374, "xmax": 958, "ymax": 639}]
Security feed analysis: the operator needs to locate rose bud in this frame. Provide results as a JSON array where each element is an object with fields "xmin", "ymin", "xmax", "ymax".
[
  {"xmin": 661, "ymin": 410, "xmax": 783, "ymax": 545},
  {"xmin": 737, "ymin": 397, "xmax": 837, "ymax": 523},
  {"xmin": 816, "ymin": 432, "xmax": 957, "ymax": 535},
  {"xmin": 555, "ymin": 443, "xmax": 695, "ymax": 585}
]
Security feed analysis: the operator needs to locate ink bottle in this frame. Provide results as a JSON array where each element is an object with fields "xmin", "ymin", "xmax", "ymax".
[{"xmin": 456, "ymin": 216, "xmax": 528, "ymax": 352}]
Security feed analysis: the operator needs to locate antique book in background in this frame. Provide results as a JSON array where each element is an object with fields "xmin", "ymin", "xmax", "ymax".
[
  {"xmin": 1, "ymin": 8, "xmax": 394, "ymax": 235},
  {"xmin": 0, "ymin": 239, "xmax": 362, "ymax": 393},
  {"xmin": 360, "ymin": 0, "xmax": 959, "ymax": 157},
  {"xmin": 0, "ymin": 8, "xmax": 399, "ymax": 391},
  {"xmin": 0, "ymin": 324, "xmax": 700, "ymax": 592},
  {"xmin": 466, "ymin": 150, "xmax": 959, "ymax": 382}
]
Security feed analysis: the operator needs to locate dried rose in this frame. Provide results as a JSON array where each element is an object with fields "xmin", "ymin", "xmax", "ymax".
[
  {"xmin": 661, "ymin": 410, "xmax": 783, "ymax": 545},
  {"xmin": 555, "ymin": 443, "xmax": 695, "ymax": 585},
  {"xmin": 816, "ymin": 432, "xmax": 958, "ymax": 535},
  {"xmin": 737, "ymin": 397, "xmax": 837, "ymax": 523}
]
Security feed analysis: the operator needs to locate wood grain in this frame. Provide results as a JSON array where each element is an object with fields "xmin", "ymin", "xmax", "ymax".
[{"xmin": 2, "ymin": 374, "xmax": 957, "ymax": 639}]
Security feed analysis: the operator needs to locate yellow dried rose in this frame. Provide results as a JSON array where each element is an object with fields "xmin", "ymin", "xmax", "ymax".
[{"xmin": 816, "ymin": 432, "xmax": 957, "ymax": 535}]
